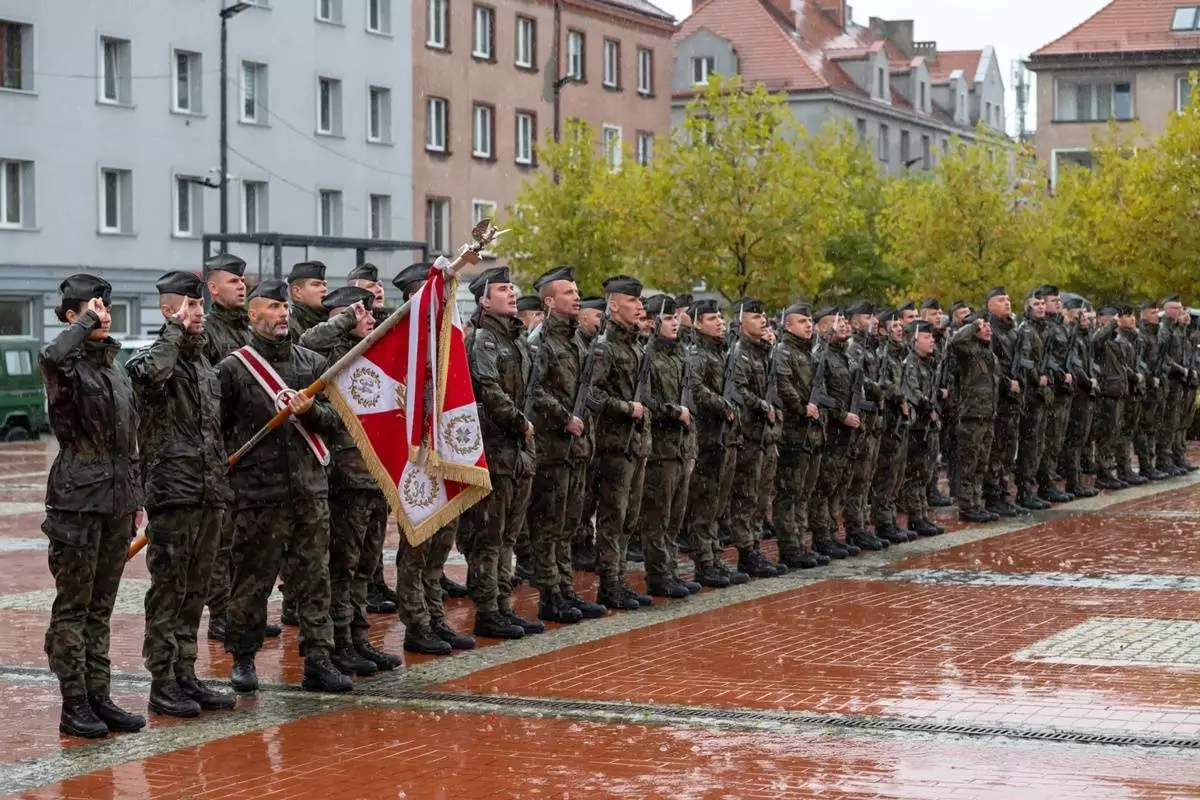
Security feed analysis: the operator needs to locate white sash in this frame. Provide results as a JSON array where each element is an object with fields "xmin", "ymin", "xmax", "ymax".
[{"xmin": 231, "ymin": 345, "xmax": 331, "ymax": 466}]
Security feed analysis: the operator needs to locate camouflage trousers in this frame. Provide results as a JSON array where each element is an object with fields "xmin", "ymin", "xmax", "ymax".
[
  {"xmin": 1039, "ymin": 393, "xmax": 1073, "ymax": 485},
  {"xmin": 623, "ymin": 455, "xmax": 647, "ymax": 548},
  {"xmin": 528, "ymin": 460, "xmax": 581, "ymax": 595},
  {"xmin": 941, "ymin": 405, "xmax": 959, "ymax": 497},
  {"xmin": 843, "ymin": 423, "xmax": 882, "ymax": 533},
  {"xmin": 572, "ymin": 460, "xmax": 600, "ymax": 555},
  {"xmin": 774, "ymin": 446, "xmax": 821, "ymax": 558},
  {"xmin": 871, "ymin": 416, "xmax": 909, "ymax": 528},
  {"xmin": 687, "ymin": 446, "xmax": 736, "ymax": 569},
  {"xmin": 729, "ymin": 441, "xmax": 765, "ymax": 551},
  {"xmin": 758, "ymin": 445, "xmax": 778, "ymax": 525},
  {"xmin": 457, "ymin": 504, "xmax": 481, "ymax": 564},
  {"xmin": 330, "ymin": 488, "xmax": 388, "ymax": 648},
  {"xmin": 901, "ymin": 426, "xmax": 935, "ymax": 523},
  {"xmin": 396, "ymin": 522, "xmax": 455, "ymax": 629},
  {"xmin": 1119, "ymin": 395, "xmax": 1142, "ymax": 475},
  {"xmin": 468, "ymin": 471, "xmax": 528, "ymax": 614},
  {"xmin": 514, "ymin": 469, "xmax": 534, "ymax": 568},
  {"xmin": 565, "ymin": 459, "xmax": 590, "ymax": 550},
  {"xmin": 811, "ymin": 426, "xmax": 853, "ymax": 546},
  {"xmin": 1134, "ymin": 393, "xmax": 1162, "ymax": 472},
  {"xmin": 955, "ymin": 417, "xmax": 995, "ymax": 512},
  {"xmin": 205, "ymin": 508, "xmax": 235, "ymax": 618},
  {"xmin": 985, "ymin": 405, "xmax": 1021, "ymax": 504},
  {"xmin": 43, "ymin": 511, "xmax": 133, "ymax": 696},
  {"xmin": 1015, "ymin": 400, "xmax": 1049, "ymax": 493},
  {"xmin": 1095, "ymin": 397, "xmax": 1127, "ymax": 474},
  {"xmin": 1060, "ymin": 393, "xmax": 1095, "ymax": 489},
  {"xmin": 641, "ymin": 458, "xmax": 684, "ymax": 584},
  {"xmin": 142, "ymin": 506, "xmax": 221, "ymax": 680},
  {"xmin": 226, "ymin": 495, "xmax": 333, "ymax": 659},
  {"xmin": 670, "ymin": 457, "xmax": 695, "ymax": 547},
  {"xmin": 1157, "ymin": 384, "xmax": 1185, "ymax": 465},
  {"xmin": 593, "ymin": 453, "xmax": 637, "ymax": 588},
  {"xmin": 925, "ymin": 426, "xmax": 941, "ymax": 499}
]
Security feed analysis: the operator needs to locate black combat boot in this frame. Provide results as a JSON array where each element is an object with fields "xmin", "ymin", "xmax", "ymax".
[
  {"xmin": 598, "ymin": 585, "xmax": 640, "ymax": 611},
  {"xmin": 840, "ymin": 539, "xmax": 861, "ymax": 556},
  {"xmin": 1038, "ymin": 487, "xmax": 1073, "ymax": 503},
  {"xmin": 1176, "ymin": 456, "xmax": 1198, "ymax": 472},
  {"xmin": 694, "ymin": 565, "xmax": 731, "ymax": 588},
  {"xmin": 647, "ymin": 580, "xmax": 690, "ymax": 599},
  {"xmin": 505, "ymin": 608, "xmax": 546, "ymax": 634},
  {"xmin": 432, "ymin": 619, "xmax": 477, "ymax": 649},
  {"xmin": 331, "ymin": 645, "xmax": 378, "ymax": 676},
  {"xmin": 60, "ymin": 695, "xmax": 108, "ymax": 739},
  {"xmin": 620, "ymin": 584, "xmax": 653, "ymax": 607},
  {"xmin": 177, "ymin": 675, "xmax": 238, "ymax": 709},
  {"xmin": 365, "ymin": 584, "xmax": 398, "ymax": 614},
  {"xmin": 737, "ymin": 548, "xmax": 778, "ymax": 579},
  {"xmin": 230, "ymin": 656, "xmax": 258, "ymax": 692},
  {"xmin": 355, "ymin": 642, "xmax": 403, "ymax": 671},
  {"xmin": 88, "ymin": 694, "xmax": 146, "ymax": 733},
  {"xmin": 562, "ymin": 590, "xmax": 607, "ymax": 619},
  {"xmin": 910, "ymin": 519, "xmax": 942, "ymax": 537},
  {"xmin": 875, "ymin": 524, "xmax": 911, "ymax": 544},
  {"xmin": 780, "ymin": 550, "xmax": 821, "ymax": 569},
  {"xmin": 473, "ymin": 610, "xmax": 526, "ymax": 638},
  {"xmin": 814, "ymin": 540, "xmax": 849, "ymax": 559},
  {"xmin": 1094, "ymin": 474, "xmax": 1125, "ymax": 490},
  {"xmin": 538, "ymin": 592, "xmax": 585, "ymax": 624},
  {"xmin": 264, "ymin": 622, "xmax": 282, "ymax": 637},
  {"xmin": 148, "ymin": 679, "xmax": 202, "ymax": 718},
  {"xmin": 679, "ymin": 577, "xmax": 702, "ymax": 594},
  {"xmin": 280, "ymin": 602, "xmax": 299, "ymax": 626},
  {"xmin": 927, "ymin": 490, "xmax": 953, "ymax": 508},
  {"xmin": 848, "ymin": 533, "xmax": 887, "ymax": 551},
  {"xmin": 404, "ymin": 623, "xmax": 454, "ymax": 655},
  {"xmin": 1066, "ymin": 484, "xmax": 1098, "ymax": 498},
  {"xmin": 440, "ymin": 574, "xmax": 469, "ymax": 598},
  {"xmin": 1141, "ymin": 467, "xmax": 1168, "ymax": 481},
  {"xmin": 1118, "ymin": 472, "xmax": 1149, "ymax": 486},
  {"xmin": 717, "ymin": 562, "xmax": 750, "ymax": 585},
  {"xmin": 206, "ymin": 614, "xmax": 227, "ymax": 641},
  {"xmin": 302, "ymin": 655, "xmax": 353, "ymax": 693},
  {"xmin": 959, "ymin": 507, "xmax": 994, "ymax": 524}
]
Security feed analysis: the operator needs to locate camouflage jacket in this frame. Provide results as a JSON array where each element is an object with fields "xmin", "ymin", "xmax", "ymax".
[
  {"xmin": 904, "ymin": 351, "xmax": 938, "ymax": 432},
  {"xmin": 646, "ymin": 335, "xmax": 689, "ymax": 462},
  {"xmin": 529, "ymin": 313, "xmax": 582, "ymax": 465},
  {"xmin": 125, "ymin": 321, "xmax": 232, "ymax": 511},
  {"xmin": 774, "ymin": 332, "xmax": 823, "ymax": 454},
  {"xmin": 821, "ymin": 337, "xmax": 855, "ymax": 428},
  {"xmin": 289, "ymin": 301, "xmax": 327, "ymax": 340},
  {"xmin": 733, "ymin": 334, "xmax": 773, "ymax": 446},
  {"xmin": 471, "ymin": 311, "xmax": 533, "ymax": 476},
  {"xmin": 40, "ymin": 311, "xmax": 143, "ymax": 525},
  {"xmin": 879, "ymin": 337, "xmax": 908, "ymax": 411},
  {"xmin": 1119, "ymin": 327, "xmax": 1148, "ymax": 394},
  {"xmin": 1021, "ymin": 316, "xmax": 1054, "ymax": 406},
  {"xmin": 1159, "ymin": 316, "xmax": 1191, "ymax": 384},
  {"xmin": 946, "ymin": 322, "xmax": 998, "ymax": 421},
  {"xmin": 1092, "ymin": 320, "xmax": 1133, "ymax": 398},
  {"xmin": 1042, "ymin": 315, "xmax": 1073, "ymax": 395},
  {"xmin": 571, "ymin": 327, "xmax": 599, "ymax": 462},
  {"xmin": 217, "ymin": 332, "xmax": 341, "ymax": 507},
  {"xmin": 1065, "ymin": 323, "xmax": 1097, "ymax": 396},
  {"xmin": 848, "ymin": 330, "xmax": 885, "ymax": 432},
  {"xmin": 690, "ymin": 330, "xmax": 738, "ymax": 452},
  {"xmin": 586, "ymin": 319, "xmax": 643, "ymax": 456},
  {"xmin": 989, "ymin": 313, "xmax": 1026, "ymax": 408},
  {"xmin": 291, "ymin": 302, "xmax": 352, "ymax": 353},
  {"xmin": 1139, "ymin": 321, "xmax": 1162, "ymax": 398},
  {"xmin": 203, "ymin": 302, "xmax": 252, "ymax": 365}
]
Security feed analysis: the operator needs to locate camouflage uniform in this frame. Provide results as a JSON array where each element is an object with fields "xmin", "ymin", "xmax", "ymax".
[
  {"xmin": 843, "ymin": 330, "xmax": 884, "ymax": 536},
  {"xmin": 571, "ymin": 327, "xmax": 600, "ymax": 563},
  {"xmin": 773, "ymin": 332, "xmax": 824, "ymax": 559},
  {"xmin": 395, "ymin": 523, "xmax": 456, "ymax": 628},
  {"xmin": 1061, "ymin": 322, "xmax": 1098, "ymax": 492},
  {"xmin": 728, "ymin": 334, "xmax": 773, "ymax": 552},
  {"xmin": 899, "ymin": 349, "xmax": 938, "ymax": 525},
  {"xmin": 985, "ymin": 313, "xmax": 1028, "ymax": 508},
  {"xmin": 1156, "ymin": 316, "xmax": 1190, "ymax": 468},
  {"xmin": 1015, "ymin": 317, "xmax": 1053, "ymax": 499},
  {"xmin": 126, "ymin": 321, "xmax": 231, "ymax": 681},
  {"xmin": 686, "ymin": 330, "xmax": 738, "ymax": 570},
  {"xmin": 1136, "ymin": 319, "xmax": 1163, "ymax": 474},
  {"xmin": 810, "ymin": 337, "xmax": 855, "ymax": 548},
  {"xmin": 1116, "ymin": 327, "xmax": 1146, "ymax": 478},
  {"xmin": 945, "ymin": 323, "xmax": 999, "ymax": 514},
  {"xmin": 40, "ymin": 311, "xmax": 142, "ymax": 697},
  {"xmin": 871, "ymin": 337, "xmax": 911, "ymax": 531},
  {"xmin": 1038, "ymin": 315, "xmax": 1073, "ymax": 490},
  {"xmin": 642, "ymin": 334, "xmax": 690, "ymax": 587},
  {"xmin": 1092, "ymin": 320, "xmax": 1134, "ymax": 477}
]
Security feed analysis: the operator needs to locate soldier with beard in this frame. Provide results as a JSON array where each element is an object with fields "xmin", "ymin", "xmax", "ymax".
[{"xmin": 842, "ymin": 301, "xmax": 889, "ymax": 551}]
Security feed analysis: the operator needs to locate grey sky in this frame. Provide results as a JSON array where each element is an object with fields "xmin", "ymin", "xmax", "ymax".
[{"xmin": 656, "ymin": 0, "xmax": 1112, "ymax": 133}]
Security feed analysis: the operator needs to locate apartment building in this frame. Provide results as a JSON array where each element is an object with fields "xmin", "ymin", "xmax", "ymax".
[
  {"xmin": 413, "ymin": 0, "xmax": 676, "ymax": 276},
  {"xmin": 673, "ymin": 0, "xmax": 1007, "ymax": 175},
  {"xmin": 1027, "ymin": 0, "xmax": 1200, "ymax": 187},
  {"xmin": 0, "ymin": 0, "xmax": 413, "ymax": 342}
]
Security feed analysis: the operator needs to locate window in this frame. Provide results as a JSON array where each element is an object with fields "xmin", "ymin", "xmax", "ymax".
[
  {"xmin": 1051, "ymin": 149, "xmax": 1097, "ymax": 189},
  {"xmin": 637, "ymin": 48, "xmax": 653, "ymax": 95},
  {"xmin": 241, "ymin": 61, "xmax": 267, "ymax": 123},
  {"xmin": 243, "ymin": 180, "xmax": 267, "ymax": 233},
  {"xmin": 473, "ymin": 5, "xmax": 494, "ymax": 60},
  {"xmin": 515, "ymin": 16, "xmax": 536, "ymax": 68},
  {"xmin": 921, "ymin": 134, "xmax": 931, "ymax": 170},
  {"xmin": 691, "ymin": 55, "xmax": 715, "ymax": 86},
  {"xmin": 635, "ymin": 131, "xmax": 653, "ymax": 166},
  {"xmin": 368, "ymin": 86, "xmax": 391, "ymax": 143},
  {"xmin": 515, "ymin": 111, "xmax": 535, "ymax": 165},
  {"xmin": 602, "ymin": 39, "xmax": 620, "ymax": 88},
  {"xmin": 367, "ymin": 0, "xmax": 391, "ymax": 33},
  {"xmin": 4, "ymin": 348, "xmax": 32, "ymax": 374},
  {"xmin": 603, "ymin": 125, "xmax": 622, "ymax": 170},
  {"xmin": 567, "ymin": 30, "xmax": 585, "ymax": 80},
  {"xmin": 876, "ymin": 66, "xmax": 885, "ymax": 98},
  {"xmin": 174, "ymin": 176, "xmax": 203, "ymax": 237},
  {"xmin": 1172, "ymin": 6, "xmax": 1199, "ymax": 30},
  {"xmin": 173, "ymin": 50, "xmax": 202, "ymax": 113},
  {"xmin": 317, "ymin": 76, "xmax": 342, "ymax": 135},
  {"xmin": 317, "ymin": 0, "xmax": 343, "ymax": 23},
  {"xmin": 319, "ymin": 189, "xmax": 343, "ymax": 236},
  {"xmin": 99, "ymin": 36, "xmax": 132, "ymax": 104},
  {"xmin": 856, "ymin": 117, "xmax": 867, "ymax": 142},
  {"xmin": 0, "ymin": 20, "xmax": 33, "ymax": 91},
  {"xmin": 0, "ymin": 299, "xmax": 31, "ymax": 337},
  {"xmin": 369, "ymin": 193, "xmax": 391, "ymax": 239},
  {"xmin": 107, "ymin": 301, "xmax": 131, "ymax": 338},
  {"xmin": 426, "ymin": 96, "xmax": 448, "ymax": 151},
  {"xmin": 0, "ymin": 159, "xmax": 32, "ymax": 229},
  {"xmin": 471, "ymin": 199, "xmax": 497, "ymax": 255},
  {"xmin": 877, "ymin": 123, "xmax": 890, "ymax": 162},
  {"xmin": 900, "ymin": 130, "xmax": 911, "ymax": 166},
  {"xmin": 1055, "ymin": 79, "xmax": 1134, "ymax": 122},
  {"xmin": 99, "ymin": 168, "xmax": 133, "ymax": 234},
  {"xmin": 472, "ymin": 103, "xmax": 494, "ymax": 159},
  {"xmin": 1179, "ymin": 75, "xmax": 1198, "ymax": 110},
  {"xmin": 919, "ymin": 81, "xmax": 926, "ymax": 111},
  {"xmin": 426, "ymin": 0, "xmax": 447, "ymax": 48},
  {"xmin": 426, "ymin": 197, "xmax": 449, "ymax": 254}
]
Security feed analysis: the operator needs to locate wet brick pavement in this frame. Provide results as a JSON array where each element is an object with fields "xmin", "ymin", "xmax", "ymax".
[{"xmin": 1, "ymin": 440, "xmax": 1199, "ymax": 798}]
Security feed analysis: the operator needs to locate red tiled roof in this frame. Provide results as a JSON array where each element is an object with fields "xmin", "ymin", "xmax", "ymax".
[
  {"xmin": 927, "ymin": 50, "xmax": 981, "ymax": 84},
  {"xmin": 1033, "ymin": 0, "xmax": 1200, "ymax": 57}
]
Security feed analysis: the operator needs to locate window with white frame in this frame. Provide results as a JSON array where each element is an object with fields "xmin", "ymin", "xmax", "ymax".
[
  {"xmin": 515, "ymin": 111, "xmax": 534, "ymax": 165},
  {"xmin": 174, "ymin": 176, "xmax": 203, "ymax": 237},
  {"xmin": 567, "ymin": 30, "xmax": 585, "ymax": 80},
  {"xmin": 317, "ymin": 0, "xmax": 343, "ymax": 23},
  {"xmin": 1178, "ymin": 75, "xmax": 1198, "ymax": 111},
  {"xmin": 1051, "ymin": 149, "xmax": 1096, "ymax": 189},
  {"xmin": 367, "ymin": 0, "xmax": 391, "ymax": 34},
  {"xmin": 173, "ymin": 50, "xmax": 202, "ymax": 113},
  {"xmin": 602, "ymin": 39, "xmax": 620, "ymax": 88},
  {"xmin": 877, "ymin": 123, "xmax": 890, "ymax": 162},
  {"xmin": 0, "ymin": 299, "xmax": 32, "ymax": 337},
  {"xmin": 241, "ymin": 61, "xmax": 267, "ymax": 123},
  {"xmin": 472, "ymin": 103, "xmax": 493, "ymax": 159},
  {"xmin": 243, "ymin": 180, "xmax": 267, "ymax": 233},
  {"xmin": 1055, "ymin": 79, "xmax": 1133, "ymax": 122},
  {"xmin": 99, "ymin": 168, "xmax": 133, "ymax": 234},
  {"xmin": 317, "ymin": 76, "xmax": 342, "ymax": 135},
  {"xmin": 426, "ymin": 197, "xmax": 449, "ymax": 254},
  {"xmin": 691, "ymin": 55, "xmax": 715, "ymax": 86},
  {"xmin": 515, "ymin": 16, "xmax": 535, "ymax": 68},
  {"xmin": 637, "ymin": 47, "xmax": 653, "ymax": 95},
  {"xmin": 471, "ymin": 199, "xmax": 497, "ymax": 255},
  {"xmin": 0, "ymin": 159, "xmax": 32, "ymax": 229},
  {"xmin": 602, "ymin": 125, "xmax": 621, "ymax": 170},
  {"xmin": 426, "ymin": 0, "xmax": 447, "ymax": 48},
  {"xmin": 635, "ymin": 132, "xmax": 653, "ymax": 166},
  {"xmin": 369, "ymin": 193, "xmax": 391, "ymax": 239},
  {"xmin": 368, "ymin": 86, "xmax": 391, "ymax": 143},
  {"xmin": 1172, "ymin": 6, "xmax": 1200, "ymax": 30},
  {"xmin": 473, "ymin": 5, "xmax": 494, "ymax": 60},
  {"xmin": 107, "ymin": 300, "xmax": 131, "ymax": 338},
  {"xmin": 426, "ymin": 96, "xmax": 447, "ymax": 151},
  {"xmin": 99, "ymin": 36, "xmax": 132, "ymax": 104},
  {"xmin": 0, "ymin": 20, "xmax": 33, "ymax": 91},
  {"xmin": 319, "ymin": 189, "xmax": 343, "ymax": 236}
]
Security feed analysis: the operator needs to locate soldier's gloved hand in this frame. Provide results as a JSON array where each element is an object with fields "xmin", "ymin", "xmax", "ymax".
[
  {"xmin": 843, "ymin": 413, "xmax": 861, "ymax": 429},
  {"xmin": 565, "ymin": 416, "xmax": 584, "ymax": 437}
]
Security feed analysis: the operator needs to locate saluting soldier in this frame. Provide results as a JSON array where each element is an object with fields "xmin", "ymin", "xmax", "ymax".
[
  {"xmin": 944, "ymin": 313, "xmax": 1000, "ymax": 523},
  {"xmin": 982, "ymin": 287, "xmax": 1030, "ymax": 518},
  {"xmin": 842, "ymin": 301, "xmax": 889, "ymax": 551},
  {"xmin": 347, "ymin": 262, "xmax": 387, "ymax": 316},
  {"xmin": 899, "ymin": 320, "xmax": 945, "ymax": 537}
]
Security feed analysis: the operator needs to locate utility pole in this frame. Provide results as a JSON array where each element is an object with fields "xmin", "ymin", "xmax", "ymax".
[
  {"xmin": 218, "ymin": 3, "xmax": 251, "ymax": 253},
  {"xmin": 548, "ymin": 0, "xmax": 575, "ymax": 183}
]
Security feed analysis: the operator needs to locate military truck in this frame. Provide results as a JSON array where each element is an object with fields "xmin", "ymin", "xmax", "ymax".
[{"xmin": 0, "ymin": 337, "xmax": 46, "ymax": 441}]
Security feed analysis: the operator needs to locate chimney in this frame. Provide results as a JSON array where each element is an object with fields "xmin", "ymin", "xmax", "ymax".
[{"xmin": 814, "ymin": 0, "xmax": 846, "ymax": 30}]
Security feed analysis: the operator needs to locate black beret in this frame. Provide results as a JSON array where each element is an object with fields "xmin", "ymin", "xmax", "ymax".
[
  {"xmin": 1097, "ymin": 306, "xmax": 1118, "ymax": 317},
  {"xmin": 964, "ymin": 310, "xmax": 987, "ymax": 325},
  {"xmin": 691, "ymin": 298, "xmax": 720, "ymax": 317},
  {"xmin": 732, "ymin": 297, "xmax": 765, "ymax": 315},
  {"xmin": 204, "ymin": 253, "xmax": 246, "ymax": 278},
  {"xmin": 907, "ymin": 320, "xmax": 935, "ymax": 335},
  {"xmin": 602, "ymin": 275, "xmax": 642, "ymax": 297},
  {"xmin": 533, "ymin": 266, "xmax": 575, "ymax": 292},
  {"xmin": 517, "ymin": 295, "xmax": 543, "ymax": 313},
  {"xmin": 248, "ymin": 278, "xmax": 288, "ymax": 303},
  {"xmin": 896, "ymin": 301, "xmax": 916, "ymax": 313},
  {"xmin": 1062, "ymin": 294, "xmax": 1086, "ymax": 310},
  {"xmin": 1026, "ymin": 286, "xmax": 1048, "ymax": 300},
  {"xmin": 643, "ymin": 294, "xmax": 677, "ymax": 316},
  {"xmin": 950, "ymin": 300, "xmax": 969, "ymax": 314},
  {"xmin": 287, "ymin": 260, "xmax": 326, "ymax": 283},
  {"xmin": 674, "ymin": 293, "xmax": 694, "ymax": 308},
  {"xmin": 878, "ymin": 309, "xmax": 900, "ymax": 323},
  {"xmin": 1138, "ymin": 299, "xmax": 1157, "ymax": 311},
  {"xmin": 579, "ymin": 296, "xmax": 607, "ymax": 311},
  {"xmin": 59, "ymin": 273, "xmax": 112, "ymax": 306},
  {"xmin": 985, "ymin": 286, "xmax": 1008, "ymax": 301},
  {"xmin": 347, "ymin": 263, "xmax": 379, "ymax": 283},
  {"xmin": 813, "ymin": 306, "xmax": 841, "ymax": 323},
  {"xmin": 1162, "ymin": 294, "xmax": 1181, "ymax": 305},
  {"xmin": 785, "ymin": 302, "xmax": 813, "ymax": 318},
  {"xmin": 468, "ymin": 266, "xmax": 512, "ymax": 299},
  {"xmin": 845, "ymin": 299, "xmax": 873, "ymax": 316},
  {"xmin": 393, "ymin": 262, "xmax": 430, "ymax": 292},
  {"xmin": 155, "ymin": 270, "xmax": 204, "ymax": 299},
  {"xmin": 323, "ymin": 286, "xmax": 374, "ymax": 311},
  {"xmin": 921, "ymin": 298, "xmax": 941, "ymax": 311},
  {"xmin": 1039, "ymin": 284, "xmax": 1060, "ymax": 296}
]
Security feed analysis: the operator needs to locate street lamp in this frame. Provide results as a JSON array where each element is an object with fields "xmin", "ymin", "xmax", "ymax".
[{"xmin": 218, "ymin": 2, "xmax": 252, "ymax": 253}]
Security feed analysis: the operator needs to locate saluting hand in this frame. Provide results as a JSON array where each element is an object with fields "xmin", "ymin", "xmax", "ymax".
[{"xmin": 87, "ymin": 297, "xmax": 111, "ymax": 326}]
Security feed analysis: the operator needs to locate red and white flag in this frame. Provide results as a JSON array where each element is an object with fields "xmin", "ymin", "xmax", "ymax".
[{"xmin": 325, "ymin": 259, "xmax": 490, "ymax": 545}]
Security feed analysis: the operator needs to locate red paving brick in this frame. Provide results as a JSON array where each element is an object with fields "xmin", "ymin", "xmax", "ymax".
[
  {"xmin": 1110, "ymin": 481, "xmax": 1200, "ymax": 512},
  {"xmin": 16, "ymin": 707, "xmax": 1200, "ymax": 800}
]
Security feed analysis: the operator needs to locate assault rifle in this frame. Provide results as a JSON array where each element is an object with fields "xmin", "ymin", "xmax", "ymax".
[
  {"xmin": 569, "ymin": 313, "xmax": 607, "ymax": 436},
  {"xmin": 623, "ymin": 319, "xmax": 658, "ymax": 459},
  {"xmin": 846, "ymin": 361, "xmax": 870, "ymax": 454},
  {"xmin": 807, "ymin": 338, "xmax": 838, "ymax": 424},
  {"xmin": 926, "ymin": 355, "xmax": 947, "ymax": 444},
  {"xmin": 1009, "ymin": 321, "xmax": 1035, "ymax": 398},
  {"xmin": 716, "ymin": 338, "xmax": 742, "ymax": 453},
  {"xmin": 892, "ymin": 352, "xmax": 917, "ymax": 439},
  {"xmin": 678, "ymin": 340, "xmax": 695, "ymax": 452},
  {"xmin": 760, "ymin": 343, "xmax": 781, "ymax": 448}
]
